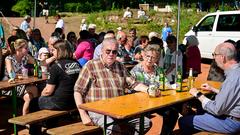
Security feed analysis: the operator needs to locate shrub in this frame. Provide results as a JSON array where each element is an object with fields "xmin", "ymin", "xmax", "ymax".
[
  {"xmin": 64, "ymin": 2, "xmax": 102, "ymax": 13},
  {"xmin": 11, "ymin": 0, "xmax": 32, "ymax": 16}
]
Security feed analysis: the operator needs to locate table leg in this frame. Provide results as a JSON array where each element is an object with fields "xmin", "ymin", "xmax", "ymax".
[
  {"xmin": 103, "ymin": 115, "xmax": 107, "ymax": 135},
  {"xmin": 139, "ymin": 114, "xmax": 144, "ymax": 135},
  {"xmin": 12, "ymin": 87, "xmax": 18, "ymax": 135}
]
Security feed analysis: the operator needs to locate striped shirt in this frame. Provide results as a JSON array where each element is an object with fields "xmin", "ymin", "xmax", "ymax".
[{"xmin": 74, "ymin": 58, "xmax": 138, "ymax": 103}]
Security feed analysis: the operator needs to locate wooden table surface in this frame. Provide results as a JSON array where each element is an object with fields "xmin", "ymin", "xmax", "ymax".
[
  {"xmin": 79, "ymin": 81, "xmax": 221, "ymax": 119},
  {"xmin": 0, "ymin": 77, "xmax": 46, "ymax": 90},
  {"xmin": 0, "ymin": 76, "xmax": 46, "ymax": 135}
]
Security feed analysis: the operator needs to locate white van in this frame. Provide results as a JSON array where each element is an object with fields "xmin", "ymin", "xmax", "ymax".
[{"xmin": 183, "ymin": 10, "xmax": 240, "ymax": 59}]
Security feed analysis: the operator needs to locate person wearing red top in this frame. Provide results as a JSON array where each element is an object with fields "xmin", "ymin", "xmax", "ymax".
[
  {"xmin": 74, "ymin": 30, "xmax": 94, "ymax": 66},
  {"xmin": 186, "ymin": 35, "xmax": 201, "ymax": 77}
]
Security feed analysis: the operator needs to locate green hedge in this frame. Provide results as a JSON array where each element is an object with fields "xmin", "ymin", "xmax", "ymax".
[
  {"xmin": 11, "ymin": 0, "xmax": 31, "ymax": 16},
  {"xmin": 64, "ymin": 2, "xmax": 102, "ymax": 13}
]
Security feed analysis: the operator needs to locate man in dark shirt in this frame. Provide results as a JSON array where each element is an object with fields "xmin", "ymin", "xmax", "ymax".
[{"xmin": 39, "ymin": 0, "xmax": 49, "ymax": 23}]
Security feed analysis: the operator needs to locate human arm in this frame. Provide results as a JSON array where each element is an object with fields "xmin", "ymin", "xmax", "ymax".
[
  {"xmin": 41, "ymin": 84, "xmax": 55, "ymax": 96},
  {"xmin": 74, "ymin": 63, "xmax": 94, "ymax": 125},
  {"xmin": 41, "ymin": 63, "xmax": 59, "ymax": 96},
  {"xmin": 201, "ymin": 83, "xmax": 219, "ymax": 94},
  {"xmin": 74, "ymin": 91, "xmax": 94, "ymax": 125},
  {"xmin": 5, "ymin": 57, "xmax": 14, "ymax": 75},
  {"xmin": 45, "ymin": 55, "xmax": 56, "ymax": 65},
  {"xmin": 190, "ymin": 78, "xmax": 239, "ymax": 116},
  {"xmin": 27, "ymin": 54, "xmax": 36, "ymax": 65}
]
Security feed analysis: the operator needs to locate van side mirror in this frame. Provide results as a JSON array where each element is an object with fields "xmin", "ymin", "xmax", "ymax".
[{"xmin": 192, "ymin": 25, "xmax": 198, "ymax": 32}]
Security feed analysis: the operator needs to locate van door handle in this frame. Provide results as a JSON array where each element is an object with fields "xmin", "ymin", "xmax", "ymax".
[{"xmin": 208, "ymin": 34, "xmax": 212, "ymax": 36}]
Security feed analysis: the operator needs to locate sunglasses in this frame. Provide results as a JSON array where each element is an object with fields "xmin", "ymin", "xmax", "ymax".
[{"xmin": 105, "ymin": 49, "xmax": 118, "ymax": 55}]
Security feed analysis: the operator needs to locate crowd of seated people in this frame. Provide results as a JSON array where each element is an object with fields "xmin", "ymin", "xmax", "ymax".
[{"xmin": 0, "ymin": 15, "xmax": 239, "ymax": 135}]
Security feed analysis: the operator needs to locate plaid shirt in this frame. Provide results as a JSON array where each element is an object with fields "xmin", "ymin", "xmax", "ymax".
[{"xmin": 74, "ymin": 57, "xmax": 138, "ymax": 103}]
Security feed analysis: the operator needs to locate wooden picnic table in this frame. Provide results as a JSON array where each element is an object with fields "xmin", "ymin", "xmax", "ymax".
[
  {"xmin": 0, "ymin": 77, "xmax": 46, "ymax": 135},
  {"xmin": 0, "ymin": 77, "xmax": 46, "ymax": 90},
  {"xmin": 78, "ymin": 80, "xmax": 221, "ymax": 135}
]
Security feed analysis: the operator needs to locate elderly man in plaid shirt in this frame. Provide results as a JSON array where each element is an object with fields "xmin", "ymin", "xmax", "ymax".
[{"xmin": 74, "ymin": 38, "xmax": 156, "ymax": 135}]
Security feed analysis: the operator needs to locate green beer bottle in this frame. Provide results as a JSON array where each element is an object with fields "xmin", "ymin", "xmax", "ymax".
[
  {"xmin": 158, "ymin": 67, "xmax": 165, "ymax": 91},
  {"xmin": 176, "ymin": 66, "xmax": 182, "ymax": 92}
]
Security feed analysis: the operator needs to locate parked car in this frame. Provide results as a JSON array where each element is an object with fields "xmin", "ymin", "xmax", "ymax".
[{"xmin": 183, "ymin": 10, "xmax": 240, "ymax": 59}]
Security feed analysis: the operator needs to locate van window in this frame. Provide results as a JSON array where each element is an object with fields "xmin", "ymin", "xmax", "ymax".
[
  {"xmin": 197, "ymin": 15, "xmax": 216, "ymax": 31},
  {"xmin": 217, "ymin": 14, "xmax": 240, "ymax": 31}
]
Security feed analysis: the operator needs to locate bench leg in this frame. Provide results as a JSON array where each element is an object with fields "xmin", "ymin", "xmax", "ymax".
[
  {"xmin": 139, "ymin": 114, "xmax": 144, "ymax": 135},
  {"xmin": 12, "ymin": 87, "xmax": 18, "ymax": 135},
  {"xmin": 103, "ymin": 115, "xmax": 107, "ymax": 135}
]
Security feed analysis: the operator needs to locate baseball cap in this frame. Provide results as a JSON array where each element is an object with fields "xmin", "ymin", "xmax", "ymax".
[
  {"xmin": 38, "ymin": 47, "xmax": 49, "ymax": 60},
  {"xmin": 88, "ymin": 24, "xmax": 96, "ymax": 29}
]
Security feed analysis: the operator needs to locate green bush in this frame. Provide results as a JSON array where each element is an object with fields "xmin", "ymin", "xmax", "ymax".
[
  {"xmin": 64, "ymin": 2, "xmax": 102, "ymax": 13},
  {"xmin": 11, "ymin": 0, "xmax": 32, "ymax": 16}
]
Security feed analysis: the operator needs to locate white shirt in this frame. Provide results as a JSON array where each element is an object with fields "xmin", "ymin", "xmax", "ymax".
[
  {"xmin": 80, "ymin": 23, "xmax": 88, "ymax": 31},
  {"xmin": 20, "ymin": 20, "xmax": 30, "ymax": 32},
  {"xmin": 123, "ymin": 11, "xmax": 132, "ymax": 18},
  {"xmin": 55, "ymin": 19, "xmax": 64, "ymax": 29},
  {"xmin": 137, "ymin": 10, "xmax": 145, "ymax": 18}
]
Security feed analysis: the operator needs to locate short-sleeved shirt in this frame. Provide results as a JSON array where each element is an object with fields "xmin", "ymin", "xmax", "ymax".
[
  {"xmin": 55, "ymin": 19, "xmax": 64, "ymax": 29},
  {"xmin": 2, "ymin": 55, "xmax": 29, "ymax": 97},
  {"xmin": 123, "ymin": 11, "xmax": 132, "ymax": 18},
  {"xmin": 162, "ymin": 27, "xmax": 172, "ymax": 41},
  {"xmin": 130, "ymin": 63, "xmax": 161, "ymax": 86},
  {"xmin": 20, "ymin": 20, "xmax": 30, "ymax": 32},
  {"xmin": 93, "ymin": 43, "xmax": 103, "ymax": 59},
  {"xmin": 118, "ymin": 46, "xmax": 135, "ymax": 62},
  {"xmin": 163, "ymin": 49, "xmax": 182, "ymax": 82},
  {"xmin": 4, "ymin": 55, "xmax": 28, "ymax": 79},
  {"xmin": 47, "ymin": 59, "xmax": 81, "ymax": 107},
  {"xmin": 74, "ymin": 58, "xmax": 138, "ymax": 103},
  {"xmin": 75, "ymin": 40, "xmax": 94, "ymax": 60},
  {"xmin": 42, "ymin": 2, "xmax": 49, "ymax": 10},
  {"xmin": 134, "ymin": 45, "xmax": 143, "ymax": 55}
]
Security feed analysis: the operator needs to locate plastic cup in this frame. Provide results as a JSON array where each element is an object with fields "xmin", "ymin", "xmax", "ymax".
[{"xmin": 22, "ymin": 68, "xmax": 28, "ymax": 78}]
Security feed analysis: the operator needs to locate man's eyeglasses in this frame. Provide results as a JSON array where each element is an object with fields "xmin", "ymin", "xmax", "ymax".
[
  {"xmin": 212, "ymin": 53, "xmax": 222, "ymax": 57},
  {"xmin": 105, "ymin": 49, "xmax": 118, "ymax": 55}
]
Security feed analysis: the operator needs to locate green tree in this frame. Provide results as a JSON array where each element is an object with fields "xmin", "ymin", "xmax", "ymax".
[{"xmin": 12, "ymin": 0, "xmax": 32, "ymax": 16}]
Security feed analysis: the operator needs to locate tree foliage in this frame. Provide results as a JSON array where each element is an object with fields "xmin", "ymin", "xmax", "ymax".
[{"xmin": 11, "ymin": 0, "xmax": 32, "ymax": 16}]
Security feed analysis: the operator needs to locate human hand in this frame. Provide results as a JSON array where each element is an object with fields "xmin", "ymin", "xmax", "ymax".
[
  {"xmin": 155, "ymin": 89, "xmax": 161, "ymax": 97},
  {"xmin": 81, "ymin": 113, "xmax": 94, "ymax": 126},
  {"xmin": 189, "ymin": 88, "xmax": 198, "ymax": 97},
  {"xmin": 201, "ymin": 83, "xmax": 212, "ymax": 91}
]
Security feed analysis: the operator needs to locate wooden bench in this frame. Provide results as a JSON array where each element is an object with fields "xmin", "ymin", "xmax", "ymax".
[
  {"xmin": 193, "ymin": 131, "xmax": 227, "ymax": 135},
  {"xmin": 8, "ymin": 109, "xmax": 76, "ymax": 126},
  {"xmin": 47, "ymin": 121, "xmax": 102, "ymax": 135}
]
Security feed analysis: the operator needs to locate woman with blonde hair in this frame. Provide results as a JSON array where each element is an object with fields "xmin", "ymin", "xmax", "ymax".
[{"xmin": 2, "ymin": 39, "xmax": 38, "ymax": 115}]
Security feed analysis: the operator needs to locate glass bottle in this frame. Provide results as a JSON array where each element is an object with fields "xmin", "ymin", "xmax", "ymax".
[
  {"xmin": 37, "ymin": 65, "xmax": 42, "ymax": 79},
  {"xmin": 176, "ymin": 66, "xmax": 182, "ymax": 92},
  {"xmin": 33, "ymin": 62, "xmax": 38, "ymax": 77},
  {"xmin": 148, "ymin": 76, "xmax": 157, "ymax": 98},
  {"xmin": 158, "ymin": 67, "xmax": 165, "ymax": 91},
  {"xmin": 187, "ymin": 68, "xmax": 194, "ymax": 90}
]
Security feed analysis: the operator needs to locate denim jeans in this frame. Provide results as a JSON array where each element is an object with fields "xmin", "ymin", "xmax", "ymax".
[{"xmin": 179, "ymin": 113, "xmax": 240, "ymax": 134}]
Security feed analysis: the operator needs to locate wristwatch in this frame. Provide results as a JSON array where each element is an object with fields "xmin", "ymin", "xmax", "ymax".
[{"xmin": 196, "ymin": 92, "xmax": 203, "ymax": 98}]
